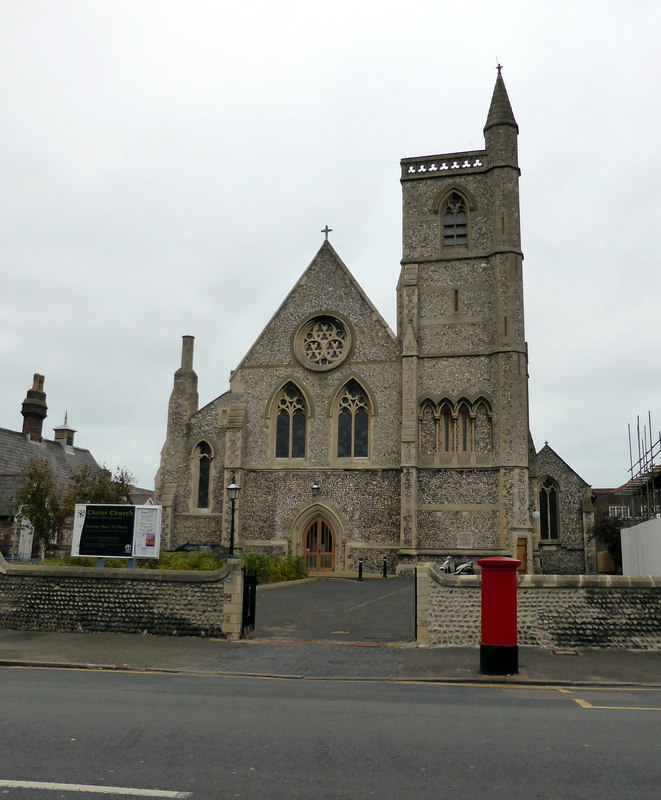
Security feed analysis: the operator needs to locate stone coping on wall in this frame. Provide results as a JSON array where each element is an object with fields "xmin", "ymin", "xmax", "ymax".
[
  {"xmin": 419, "ymin": 563, "xmax": 661, "ymax": 649},
  {"xmin": 0, "ymin": 554, "xmax": 245, "ymax": 639},
  {"xmin": 0, "ymin": 553, "xmax": 236, "ymax": 584},
  {"xmin": 427, "ymin": 563, "xmax": 661, "ymax": 588}
]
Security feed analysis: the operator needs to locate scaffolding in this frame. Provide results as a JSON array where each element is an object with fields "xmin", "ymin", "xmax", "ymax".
[{"xmin": 622, "ymin": 413, "xmax": 661, "ymax": 519}]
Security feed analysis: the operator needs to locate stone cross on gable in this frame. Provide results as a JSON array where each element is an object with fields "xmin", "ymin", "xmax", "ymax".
[{"xmin": 321, "ymin": 225, "xmax": 332, "ymax": 241}]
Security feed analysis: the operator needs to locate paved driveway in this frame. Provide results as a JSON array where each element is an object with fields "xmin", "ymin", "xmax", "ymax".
[{"xmin": 247, "ymin": 576, "xmax": 415, "ymax": 643}]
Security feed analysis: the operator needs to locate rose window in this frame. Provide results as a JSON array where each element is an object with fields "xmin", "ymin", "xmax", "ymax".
[{"xmin": 295, "ymin": 316, "xmax": 351, "ymax": 371}]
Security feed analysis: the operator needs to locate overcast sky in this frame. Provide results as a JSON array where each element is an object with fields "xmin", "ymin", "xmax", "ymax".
[{"xmin": 2, "ymin": 1, "xmax": 660, "ymax": 490}]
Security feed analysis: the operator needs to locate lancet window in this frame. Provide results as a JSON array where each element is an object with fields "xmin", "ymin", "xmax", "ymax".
[
  {"xmin": 275, "ymin": 383, "xmax": 307, "ymax": 459},
  {"xmin": 195, "ymin": 441, "xmax": 212, "ymax": 508},
  {"xmin": 418, "ymin": 398, "xmax": 492, "ymax": 457},
  {"xmin": 337, "ymin": 379, "xmax": 369, "ymax": 458},
  {"xmin": 539, "ymin": 477, "xmax": 560, "ymax": 541}
]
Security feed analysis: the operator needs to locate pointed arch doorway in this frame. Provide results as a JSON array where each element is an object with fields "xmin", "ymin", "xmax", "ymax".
[{"xmin": 303, "ymin": 516, "xmax": 336, "ymax": 572}]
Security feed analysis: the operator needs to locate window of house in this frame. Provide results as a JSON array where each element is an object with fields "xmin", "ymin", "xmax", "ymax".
[
  {"xmin": 275, "ymin": 383, "xmax": 306, "ymax": 459},
  {"xmin": 539, "ymin": 477, "xmax": 559, "ymax": 540},
  {"xmin": 608, "ymin": 505, "xmax": 631, "ymax": 519},
  {"xmin": 196, "ymin": 441, "xmax": 212, "ymax": 508},
  {"xmin": 337, "ymin": 379, "xmax": 369, "ymax": 458},
  {"xmin": 443, "ymin": 192, "xmax": 468, "ymax": 246}
]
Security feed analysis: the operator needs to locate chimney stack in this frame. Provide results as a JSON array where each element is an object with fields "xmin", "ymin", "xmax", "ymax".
[{"xmin": 21, "ymin": 373, "xmax": 48, "ymax": 441}]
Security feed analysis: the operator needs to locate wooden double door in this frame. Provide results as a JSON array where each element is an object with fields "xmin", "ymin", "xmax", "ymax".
[{"xmin": 304, "ymin": 516, "xmax": 335, "ymax": 571}]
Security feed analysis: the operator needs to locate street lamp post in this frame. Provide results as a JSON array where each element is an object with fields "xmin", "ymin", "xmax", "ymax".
[{"xmin": 227, "ymin": 477, "xmax": 240, "ymax": 556}]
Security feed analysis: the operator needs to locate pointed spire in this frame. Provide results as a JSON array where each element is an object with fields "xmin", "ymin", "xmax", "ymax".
[{"xmin": 484, "ymin": 66, "xmax": 518, "ymax": 134}]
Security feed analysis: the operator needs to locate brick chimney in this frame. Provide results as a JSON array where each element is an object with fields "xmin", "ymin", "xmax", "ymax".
[{"xmin": 21, "ymin": 373, "xmax": 48, "ymax": 441}]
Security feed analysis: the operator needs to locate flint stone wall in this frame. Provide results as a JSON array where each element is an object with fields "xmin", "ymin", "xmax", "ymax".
[
  {"xmin": 417, "ymin": 563, "xmax": 661, "ymax": 649},
  {"xmin": 0, "ymin": 557, "xmax": 245, "ymax": 639}
]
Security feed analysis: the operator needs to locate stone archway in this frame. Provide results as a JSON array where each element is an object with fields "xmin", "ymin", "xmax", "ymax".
[
  {"xmin": 303, "ymin": 516, "xmax": 335, "ymax": 571},
  {"xmin": 291, "ymin": 500, "xmax": 347, "ymax": 573}
]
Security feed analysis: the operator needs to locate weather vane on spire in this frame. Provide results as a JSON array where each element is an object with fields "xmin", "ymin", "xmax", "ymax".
[
  {"xmin": 321, "ymin": 225, "xmax": 332, "ymax": 241},
  {"xmin": 496, "ymin": 61, "xmax": 503, "ymax": 75}
]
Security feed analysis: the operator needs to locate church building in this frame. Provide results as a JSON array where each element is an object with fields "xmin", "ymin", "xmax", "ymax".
[{"xmin": 156, "ymin": 72, "xmax": 594, "ymax": 574}]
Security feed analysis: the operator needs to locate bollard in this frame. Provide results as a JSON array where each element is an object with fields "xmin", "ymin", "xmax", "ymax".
[
  {"xmin": 358, "ymin": 559, "xmax": 363, "ymax": 581},
  {"xmin": 476, "ymin": 556, "xmax": 521, "ymax": 675},
  {"xmin": 382, "ymin": 557, "xmax": 388, "ymax": 578}
]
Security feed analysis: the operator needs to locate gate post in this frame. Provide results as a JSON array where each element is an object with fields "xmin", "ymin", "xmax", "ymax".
[
  {"xmin": 477, "ymin": 556, "xmax": 520, "ymax": 675},
  {"xmin": 223, "ymin": 559, "xmax": 245, "ymax": 641}
]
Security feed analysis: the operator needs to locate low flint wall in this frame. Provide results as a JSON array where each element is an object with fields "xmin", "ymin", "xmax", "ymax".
[
  {"xmin": 0, "ymin": 556, "xmax": 246, "ymax": 640},
  {"xmin": 416, "ymin": 563, "xmax": 661, "ymax": 649}
]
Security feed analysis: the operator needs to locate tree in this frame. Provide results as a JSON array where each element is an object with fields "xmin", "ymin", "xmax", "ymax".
[
  {"xmin": 14, "ymin": 461, "xmax": 135, "ymax": 559},
  {"xmin": 66, "ymin": 465, "xmax": 134, "ymax": 507},
  {"xmin": 589, "ymin": 515, "xmax": 623, "ymax": 571},
  {"xmin": 13, "ymin": 458, "xmax": 69, "ymax": 557}
]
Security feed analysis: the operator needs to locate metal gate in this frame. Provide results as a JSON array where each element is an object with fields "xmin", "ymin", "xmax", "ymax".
[{"xmin": 242, "ymin": 568, "xmax": 257, "ymax": 635}]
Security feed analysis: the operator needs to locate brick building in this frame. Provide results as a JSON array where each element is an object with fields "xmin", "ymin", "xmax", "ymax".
[{"xmin": 0, "ymin": 375, "xmax": 99, "ymax": 558}]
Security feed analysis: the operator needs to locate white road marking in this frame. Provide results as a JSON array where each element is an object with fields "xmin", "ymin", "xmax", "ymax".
[{"xmin": 0, "ymin": 780, "xmax": 191, "ymax": 797}]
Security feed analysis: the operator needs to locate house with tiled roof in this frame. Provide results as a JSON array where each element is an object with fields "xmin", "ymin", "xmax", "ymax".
[{"xmin": 0, "ymin": 375, "xmax": 99, "ymax": 558}]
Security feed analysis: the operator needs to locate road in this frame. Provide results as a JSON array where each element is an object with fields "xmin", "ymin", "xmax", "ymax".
[{"xmin": 2, "ymin": 666, "xmax": 660, "ymax": 799}]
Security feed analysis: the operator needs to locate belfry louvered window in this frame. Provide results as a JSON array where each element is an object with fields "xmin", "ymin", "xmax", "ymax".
[{"xmin": 443, "ymin": 192, "xmax": 468, "ymax": 246}]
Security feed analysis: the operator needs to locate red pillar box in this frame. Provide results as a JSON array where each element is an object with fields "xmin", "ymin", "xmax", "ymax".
[{"xmin": 477, "ymin": 556, "xmax": 521, "ymax": 675}]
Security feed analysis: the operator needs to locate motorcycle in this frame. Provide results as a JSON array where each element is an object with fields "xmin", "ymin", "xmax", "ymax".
[
  {"xmin": 440, "ymin": 556, "xmax": 475, "ymax": 575},
  {"xmin": 454, "ymin": 559, "xmax": 475, "ymax": 575}
]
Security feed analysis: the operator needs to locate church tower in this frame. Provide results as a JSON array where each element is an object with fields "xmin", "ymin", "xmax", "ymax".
[{"xmin": 397, "ymin": 69, "xmax": 532, "ymax": 565}]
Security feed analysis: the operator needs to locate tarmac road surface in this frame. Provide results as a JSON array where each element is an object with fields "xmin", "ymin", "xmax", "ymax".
[
  {"xmin": 2, "ymin": 667, "xmax": 660, "ymax": 800},
  {"xmin": 249, "ymin": 575, "xmax": 416, "ymax": 642}
]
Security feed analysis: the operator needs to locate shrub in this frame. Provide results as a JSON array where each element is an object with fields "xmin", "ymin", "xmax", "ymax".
[
  {"xmin": 31, "ymin": 551, "xmax": 306, "ymax": 578},
  {"xmin": 242, "ymin": 552, "xmax": 307, "ymax": 584},
  {"xmin": 35, "ymin": 551, "xmax": 225, "ymax": 571},
  {"xmin": 242, "ymin": 552, "xmax": 271, "ymax": 583},
  {"xmin": 141, "ymin": 551, "xmax": 223, "ymax": 571}
]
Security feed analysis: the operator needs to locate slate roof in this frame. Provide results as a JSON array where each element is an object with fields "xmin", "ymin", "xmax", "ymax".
[{"xmin": 0, "ymin": 427, "xmax": 99, "ymax": 517}]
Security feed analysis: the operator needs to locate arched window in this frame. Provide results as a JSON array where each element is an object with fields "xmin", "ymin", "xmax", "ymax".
[
  {"xmin": 539, "ymin": 477, "xmax": 559, "ymax": 541},
  {"xmin": 443, "ymin": 192, "xmax": 468, "ymax": 246},
  {"xmin": 418, "ymin": 397, "xmax": 491, "ymax": 458},
  {"xmin": 473, "ymin": 400, "xmax": 493, "ymax": 455},
  {"xmin": 419, "ymin": 402, "xmax": 436, "ymax": 456},
  {"xmin": 439, "ymin": 401, "xmax": 453, "ymax": 452},
  {"xmin": 458, "ymin": 402, "xmax": 471, "ymax": 452},
  {"xmin": 196, "ymin": 441, "xmax": 212, "ymax": 508},
  {"xmin": 337, "ymin": 379, "xmax": 369, "ymax": 458},
  {"xmin": 275, "ymin": 383, "xmax": 307, "ymax": 459}
]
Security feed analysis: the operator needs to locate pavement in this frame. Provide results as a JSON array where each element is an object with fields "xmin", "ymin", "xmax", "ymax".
[
  {"xmin": 1, "ymin": 629, "xmax": 660, "ymax": 686},
  {"xmin": 0, "ymin": 577, "xmax": 659, "ymax": 686}
]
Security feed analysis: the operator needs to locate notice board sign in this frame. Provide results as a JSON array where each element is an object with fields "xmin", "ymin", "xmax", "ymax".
[{"xmin": 71, "ymin": 504, "xmax": 162, "ymax": 559}]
